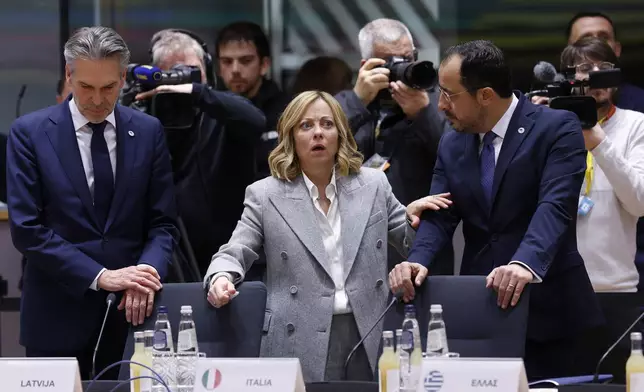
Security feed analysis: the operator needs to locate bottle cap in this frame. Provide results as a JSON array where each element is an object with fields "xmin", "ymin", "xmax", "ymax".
[
  {"xmin": 430, "ymin": 304, "xmax": 443, "ymax": 312},
  {"xmin": 632, "ymin": 332, "xmax": 642, "ymax": 340},
  {"xmin": 144, "ymin": 330, "xmax": 154, "ymax": 337},
  {"xmin": 382, "ymin": 330, "xmax": 393, "ymax": 338},
  {"xmin": 395, "ymin": 329, "xmax": 402, "ymax": 335},
  {"xmin": 158, "ymin": 305, "xmax": 168, "ymax": 313},
  {"xmin": 134, "ymin": 331, "xmax": 144, "ymax": 338},
  {"xmin": 180, "ymin": 305, "xmax": 193, "ymax": 313},
  {"xmin": 404, "ymin": 304, "xmax": 416, "ymax": 313}
]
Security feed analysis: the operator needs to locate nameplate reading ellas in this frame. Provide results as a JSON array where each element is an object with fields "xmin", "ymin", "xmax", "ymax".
[
  {"xmin": 0, "ymin": 357, "xmax": 82, "ymax": 392},
  {"xmin": 417, "ymin": 357, "xmax": 529, "ymax": 392},
  {"xmin": 194, "ymin": 358, "xmax": 305, "ymax": 392}
]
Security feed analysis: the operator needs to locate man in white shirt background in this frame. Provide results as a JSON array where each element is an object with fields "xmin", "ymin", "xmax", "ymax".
[
  {"xmin": 537, "ymin": 36, "xmax": 644, "ymax": 384},
  {"xmin": 558, "ymin": 37, "xmax": 644, "ymax": 293}
]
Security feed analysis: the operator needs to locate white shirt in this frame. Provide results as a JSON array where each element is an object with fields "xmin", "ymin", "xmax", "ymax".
[
  {"xmin": 69, "ymin": 98, "xmax": 117, "ymax": 197},
  {"xmin": 578, "ymin": 108, "xmax": 644, "ymax": 292},
  {"xmin": 69, "ymin": 99, "xmax": 116, "ymax": 291},
  {"xmin": 302, "ymin": 170, "xmax": 352, "ymax": 315},
  {"xmin": 479, "ymin": 94, "xmax": 542, "ymax": 283}
]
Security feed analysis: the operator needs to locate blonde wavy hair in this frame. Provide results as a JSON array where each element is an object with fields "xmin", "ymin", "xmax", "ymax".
[{"xmin": 268, "ymin": 91, "xmax": 364, "ymax": 181}]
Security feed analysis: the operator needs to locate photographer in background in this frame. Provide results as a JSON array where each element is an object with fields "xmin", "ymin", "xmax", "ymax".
[
  {"xmin": 335, "ymin": 18, "xmax": 452, "ymax": 273},
  {"xmin": 136, "ymin": 29, "xmax": 266, "ymax": 276},
  {"xmin": 534, "ymin": 37, "xmax": 644, "ymax": 382},
  {"xmin": 216, "ymin": 21, "xmax": 290, "ymax": 180},
  {"xmin": 567, "ymin": 12, "xmax": 644, "ymax": 113},
  {"xmin": 533, "ymin": 37, "xmax": 644, "ymax": 293},
  {"xmin": 566, "ymin": 11, "xmax": 644, "ymax": 292}
]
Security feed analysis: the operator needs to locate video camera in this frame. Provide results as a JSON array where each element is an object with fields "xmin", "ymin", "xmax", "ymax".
[
  {"xmin": 375, "ymin": 56, "xmax": 437, "ymax": 109},
  {"xmin": 527, "ymin": 62, "xmax": 622, "ymax": 128},
  {"xmin": 119, "ymin": 63, "xmax": 202, "ymax": 129}
]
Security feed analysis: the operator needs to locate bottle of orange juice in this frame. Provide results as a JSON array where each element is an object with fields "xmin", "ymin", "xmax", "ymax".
[
  {"xmin": 627, "ymin": 332, "xmax": 644, "ymax": 392},
  {"xmin": 130, "ymin": 331, "xmax": 153, "ymax": 392},
  {"xmin": 378, "ymin": 330, "xmax": 399, "ymax": 392}
]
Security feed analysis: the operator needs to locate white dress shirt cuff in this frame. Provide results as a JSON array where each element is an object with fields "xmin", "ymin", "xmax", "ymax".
[
  {"xmin": 509, "ymin": 261, "xmax": 543, "ymax": 283},
  {"xmin": 209, "ymin": 272, "xmax": 235, "ymax": 289},
  {"xmin": 90, "ymin": 268, "xmax": 107, "ymax": 291}
]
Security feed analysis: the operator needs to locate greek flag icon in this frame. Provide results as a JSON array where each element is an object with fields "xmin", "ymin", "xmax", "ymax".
[{"xmin": 423, "ymin": 370, "xmax": 444, "ymax": 392}]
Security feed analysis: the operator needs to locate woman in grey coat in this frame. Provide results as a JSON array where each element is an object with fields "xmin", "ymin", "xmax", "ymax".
[{"xmin": 204, "ymin": 91, "xmax": 451, "ymax": 382}]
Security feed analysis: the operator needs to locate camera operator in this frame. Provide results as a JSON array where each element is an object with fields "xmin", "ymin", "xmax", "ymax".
[
  {"xmin": 533, "ymin": 37, "xmax": 644, "ymax": 294},
  {"xmin": 335, "ymin": 18, "xmax": 452, "ymax": 273},
  {"xmin": 137, "ymin": 29, "xmax": 266, "ymax": 276},
  {"xmin": 567, "ymin": 11, "xmax": 644, "ymax": 113}
]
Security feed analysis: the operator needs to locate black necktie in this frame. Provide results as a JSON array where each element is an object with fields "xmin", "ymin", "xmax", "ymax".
[{"xmin": 88, "ymin": 121, "xmax": 114, "ymax": 229}]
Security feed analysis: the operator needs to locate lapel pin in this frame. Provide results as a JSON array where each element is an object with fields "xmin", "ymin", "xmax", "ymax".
[
  {"xmin": 517, "ymin": 127, "xmax": 525, "ymax": 134},
  {"xmin": 128, "ymin": 130, "xmax": 135, "ymax": 137}
]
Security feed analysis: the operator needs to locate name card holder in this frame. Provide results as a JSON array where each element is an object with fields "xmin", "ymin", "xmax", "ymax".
[
  {"xmin": 194, "ymin": 358, "xmax": 305, "ymax": 392},
  {"xmin": 417, "ymin": 357, "xmax": 529, "ymax": 392},
  {"xmin": 0, "ymin": 357, "xmax": 82, "ymax": 392}
]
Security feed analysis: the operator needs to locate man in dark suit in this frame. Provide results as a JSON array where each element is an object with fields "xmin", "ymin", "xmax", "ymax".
[
  {"xmin": 389, "ymin": 40, "xmax": 603, "ymax": 379},
  {"xmin": 7, "ymin": 27, "xmax": 178, "ymax": 380}
]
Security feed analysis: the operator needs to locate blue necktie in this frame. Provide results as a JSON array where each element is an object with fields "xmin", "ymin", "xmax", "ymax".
[
  {"xmin": 89, "ymin": 121, "xmax": 114, "ymax": 229},
  {"xmin": 480, "ymin": 131, "xmax": 497, "ymax": 207}
]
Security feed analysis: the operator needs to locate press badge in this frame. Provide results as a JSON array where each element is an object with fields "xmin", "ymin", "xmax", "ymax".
[
  {"xmin": 578, "ymin": 195, "xmax": 594, "ymax": 216},
  {"xmin": 363, "ymin": 153, "xmax": 390, "ymax": 171}
]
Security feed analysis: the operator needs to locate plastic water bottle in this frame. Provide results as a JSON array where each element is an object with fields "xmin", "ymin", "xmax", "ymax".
[
  {"xmin": 399, "ymin": 305, "xmax": 422, "ymax": 392},
  {"xmin": 394, "ymin": 329, "xmax": 402, "ymax": 356},
  {"xmin": 154, "ymin": 306, "xmax": 174, "ymax": 351},
  {"xmin": 426, "ymin": 304, "xmax": 449, "ymax": 357},
  {"xmin": 176, "ymin": 305, "xmax": 199, "ymax": 392},
  {"xmin": 152, "ymin": 307, "xmax": 175, "ymax": 392},
  {"xmin": 144, "ymin": 330, "xmax": 155, "ymax": 356}
]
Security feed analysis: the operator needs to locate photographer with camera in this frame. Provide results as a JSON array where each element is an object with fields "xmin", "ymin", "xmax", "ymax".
[
  {"xmin": 533, "ymin": 37, "xmax": 644, "ymax": 382},
  {"xmin": 533, "ymin": 37, "xmax": 644, "ymax": 294},
  {"xmin": 335, "ymin": 18, "xmax": 452, "ymax": 273},
  {"xmin": 135, "ymin": 29, "xmax": 266, "ymax": 276}
]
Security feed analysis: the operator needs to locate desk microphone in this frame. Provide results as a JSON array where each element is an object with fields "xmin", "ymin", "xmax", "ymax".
[
  {"xmin": 593, "ymin": 309, "xmax": 644, "ymax": 383},
  {"xmin": 343, "ymin": 290, "xmax": 403, "ymax": 380},
  {"xmin": 15, "ymin": 84, "xmax": 26, "ymax": 119},
  {"xmin": 91, "ymin": 293, "xmax": 116, "ymax": 380}
]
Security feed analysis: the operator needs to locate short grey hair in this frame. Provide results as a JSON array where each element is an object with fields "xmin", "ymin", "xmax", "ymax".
[
  {"xmin": 150, "ymin": 30, "xmax": 205, "ymax": 67},
  {"xmin": 64, "ymin": 26, "xmax": 130, "ymax": 70},
  {"xmin": 358, "ymin": 18, "xmax": 414, "ymax": 59}
]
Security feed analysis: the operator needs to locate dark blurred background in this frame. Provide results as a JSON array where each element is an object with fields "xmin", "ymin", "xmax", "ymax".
[{"xmin": 0, "ymin": 0, "xmax": 642, "ymax": 137}]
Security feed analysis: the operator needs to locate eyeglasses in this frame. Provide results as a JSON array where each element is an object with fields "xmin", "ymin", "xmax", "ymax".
[
  {"xmin": 438, "ymin": 86, "xmax": 470, "ymax": 104},
  {"xmin": 572, "ymin": 62, "xmax": 615, "ymax": 74}
]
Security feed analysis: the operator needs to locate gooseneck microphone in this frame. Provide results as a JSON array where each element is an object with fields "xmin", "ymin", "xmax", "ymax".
[
  {"xmin": 343, "ymin": 290, "xmax": 404, "ymax": 380},
  {"xmin": 85, "ymin": 359, "xmax": 170, "ymax": 392},
  {"xmin": 15, "ymin": 84, "xmax": 26, "ymax": 118},
  {"xmin": 593, "ymin": 310, "xmax": 644, "ymax": 383},
  {"xmin": 91, "ymin": 293, "xmax": 116, "ymax": 380}
]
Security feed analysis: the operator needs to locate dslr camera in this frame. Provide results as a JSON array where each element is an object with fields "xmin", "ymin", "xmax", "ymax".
[
  {"xmin": 527, "ymin": 65, "xmax": 621, "ymax": 128},
  {"xmin": 375, "ymin": 55, "xmax": 437, "ymax": 109},
  {"xmin": 120, "ymin": 63, "xmax": 202, "ymax": 129}
]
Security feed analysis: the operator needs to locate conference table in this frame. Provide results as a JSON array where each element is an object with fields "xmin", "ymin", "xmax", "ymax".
[{"xmin": 81, "ymin": 380, "xmax": 626, "ymax": 392}]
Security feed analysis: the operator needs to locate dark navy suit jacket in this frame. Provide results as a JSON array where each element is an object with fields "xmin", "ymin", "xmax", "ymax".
[
  {"xmin": 408, "ymin": 93, "xmax": 603, "ymax": 342},
  {"xmin": 7, "ymin": 98, "xmax": 179, "ymax": 351}
]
